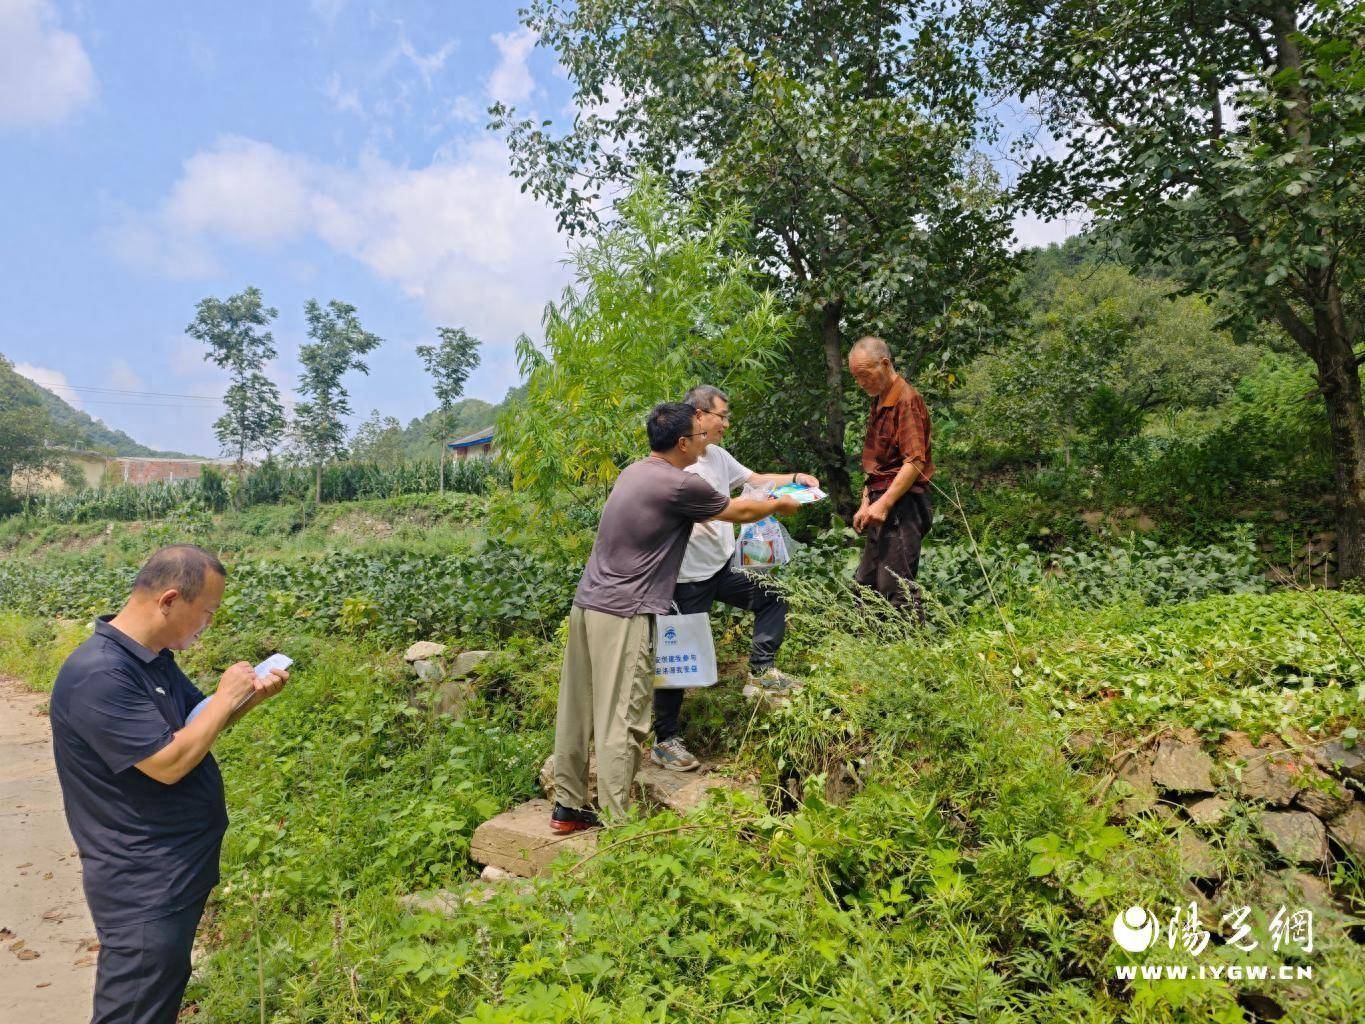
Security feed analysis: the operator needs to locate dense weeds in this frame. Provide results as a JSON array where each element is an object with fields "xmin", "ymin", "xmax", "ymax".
[{"xmin": 0, "ymin": 497, "xmax": 1361, "ymax": 1022}]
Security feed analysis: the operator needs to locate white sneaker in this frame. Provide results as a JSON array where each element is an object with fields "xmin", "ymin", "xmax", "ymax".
[{"xmin": 650, "ymin": 737, "xmax": 701, "ymax": 772}]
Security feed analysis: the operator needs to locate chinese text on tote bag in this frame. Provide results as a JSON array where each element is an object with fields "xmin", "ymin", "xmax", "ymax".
[{"xmin": 653, "ymin": 610, "xmax": 718, "ymax": 689}]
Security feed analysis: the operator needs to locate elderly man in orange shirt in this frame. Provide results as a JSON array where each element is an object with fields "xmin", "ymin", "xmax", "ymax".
[{"xmin": 847, "ymin": 335, "xmax": 934, "ymax": 622}]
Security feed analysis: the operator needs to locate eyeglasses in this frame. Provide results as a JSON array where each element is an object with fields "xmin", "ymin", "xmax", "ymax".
[{"xmin": 684, "ymin": 430, "xmax": 710, "ymax": 439}]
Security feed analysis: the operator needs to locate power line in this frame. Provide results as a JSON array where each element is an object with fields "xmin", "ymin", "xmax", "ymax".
[
  {"xmin": 28, "ymin": 381, "xmax": 223, "ymax": 402},
  {"xmin": 63, "ymin": 399, "xmax": 223, "ymax": 410}
]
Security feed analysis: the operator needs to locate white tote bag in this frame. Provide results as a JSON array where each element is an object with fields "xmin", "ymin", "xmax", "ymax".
[{"xmin": 652, "ymin": 609, "xmax": 718, "ymax": 689}]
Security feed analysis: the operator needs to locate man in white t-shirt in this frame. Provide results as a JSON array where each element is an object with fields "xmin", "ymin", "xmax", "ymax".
[{"xmin": 650, "ymin": 385, "xmax": 822, "ymax": 772}]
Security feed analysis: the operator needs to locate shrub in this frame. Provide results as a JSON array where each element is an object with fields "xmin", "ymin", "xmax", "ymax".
[{"xmin": 0, "ymin": 544, "xmax": 576, "ymax": 645}]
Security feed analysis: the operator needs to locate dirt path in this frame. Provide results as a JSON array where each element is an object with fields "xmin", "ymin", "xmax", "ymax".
[{"xmin": 0, "ymin": 676, "xmax": 96, "ymax": 1021}]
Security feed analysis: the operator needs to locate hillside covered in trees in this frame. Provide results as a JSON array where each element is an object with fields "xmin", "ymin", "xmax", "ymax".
[{"xmin": 0, "ymin": 354, "xmax": 197, "ymax": 459}]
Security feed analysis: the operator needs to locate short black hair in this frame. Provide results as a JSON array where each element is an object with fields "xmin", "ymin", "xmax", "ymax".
[
  {"xmin": 132, "ymin": 545, "xmax": 226, "ymax": 601},
  {"xmin": 646, "ymin": 402, "xmax": 698, "ymax": 452}
]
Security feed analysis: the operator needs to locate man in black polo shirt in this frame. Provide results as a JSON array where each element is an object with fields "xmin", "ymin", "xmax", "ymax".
[{"xmin": 51, "ymin": 545, "xmax": 288, "ymax": 1024}]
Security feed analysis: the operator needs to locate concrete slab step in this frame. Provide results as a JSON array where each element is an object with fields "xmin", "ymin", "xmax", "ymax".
[
  {"xmin": 539, "ymin": 753, "xmax": 758, "ymax": 814},
  {"xmin": 469, "ymin": 798, "xmax": 597, "ymax": 878}
]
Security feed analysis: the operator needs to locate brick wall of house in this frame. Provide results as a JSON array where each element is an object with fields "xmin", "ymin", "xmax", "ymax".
[{"xmin": 117, "ymin": 459, "xmax": 210, "ymax": 484}]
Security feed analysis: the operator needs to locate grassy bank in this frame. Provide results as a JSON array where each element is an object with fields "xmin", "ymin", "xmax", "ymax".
[{"xmin": 2, "ymin": 556, "xmax": 1361, "ymax": 1021}]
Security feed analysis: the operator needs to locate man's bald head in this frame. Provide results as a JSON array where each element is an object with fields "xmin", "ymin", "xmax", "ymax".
[
  {"xmin": 132, "ymin": 545, "xmax": 226, "ymax": 602},
  {"xmin": 848, "ymin": 336, "xmax": 897, "ymax": 397},
  {"xmin": 849, "ymin": 336, "xmax": 892, "ymax": 362}
]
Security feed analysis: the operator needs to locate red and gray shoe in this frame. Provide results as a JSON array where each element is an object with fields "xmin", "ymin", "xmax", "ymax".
[{"xmin": 550, "ymin": 802, "xmax": 601, "ymax": 833}]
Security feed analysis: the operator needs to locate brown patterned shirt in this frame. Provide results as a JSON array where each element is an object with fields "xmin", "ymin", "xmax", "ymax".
[{"xmin": 860, "ymin": 375, "xmax": 934, "ymax": 493}]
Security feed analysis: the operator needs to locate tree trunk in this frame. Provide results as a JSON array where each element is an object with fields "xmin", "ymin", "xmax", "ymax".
[
  {"xmin": 819, "ymin": 299, "xmax": 854, "ymax": 520},
  {"xmin": 1312, "ymin": 330, "xmax": 1365, "ymax": 580},
  {"xmin": 314, "ymin": 463, "xmax": 322, "ymax": 504}
]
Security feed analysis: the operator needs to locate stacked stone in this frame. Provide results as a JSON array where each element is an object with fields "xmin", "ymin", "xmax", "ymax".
[
  {"xmin": 1258, "ymin": 529, "xmax": 1340, "ymax": 588},
  {"xmin": 402, "ymin": 641, "xmax": 493, "ymax": 717},
  {"xmin": 1111, "ymin": 728, "xmax": 1363, "ymax": 891}
]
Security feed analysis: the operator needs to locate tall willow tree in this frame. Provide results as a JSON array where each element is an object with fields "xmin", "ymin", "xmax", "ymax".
[
  {"xmin": 498, "ymin": 176, "xmax": 788, "ymax": 510},
  {"xmin": 493, "ymin": 0, "xmax": 1016, "ymax": 515},
  {"xmin": 187, "ymin": 286, "xmax": 285, "ymax": 464},
  {"xmin": 292, "ymin": 300, "xmax": 383, "ymax": 502},
  {"xmin": 974, "ymin": 0, "xmax": 1365, "ymax": 576}
]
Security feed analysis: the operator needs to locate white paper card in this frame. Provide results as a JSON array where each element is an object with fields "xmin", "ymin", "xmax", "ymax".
[
  {"xmin": 254, "ymin": 653, "xmax": 293, "ymax": 677},
  {"xmin": 187, "ymin": 654, "xmax": 293, "ymax": 724}
]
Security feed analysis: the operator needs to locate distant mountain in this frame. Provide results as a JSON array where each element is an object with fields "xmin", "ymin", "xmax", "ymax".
[
  {"xmin": 0, "ymin": 355, "xmax": 201, "ymax": 458},
  {"xmin": 400, "ymin": 384, "xmax": 527, "ymax": 458}
]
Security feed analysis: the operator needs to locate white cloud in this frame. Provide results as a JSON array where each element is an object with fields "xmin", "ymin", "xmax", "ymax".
[
  {"xmin": 0, "ymin": 0, "xmax": 96, "ymax": 128},
  {"xmin": 14, "ymin": 361, "xmax": 80, "ymax": 408},
  {"xmin": 324, "ymin": 72, "xmax": 363, "ymax": 117},
  {"xmin": 487, "ymin": 27, "xmax": 537, "ymax": 105},
  {"xmin": 163, "ymin": 137, "xmax": 314, "ymax": 246},
  {"xmin": 105, "ymin": 210, "xmax": 219, "ymax": 280},
  {"xmin": 108, "ymin": 358, "xmax": 144, "ymax": 392},
  {"xmin": 448, "ymin": 95, "xmax": 484, "ymax": 125},
  {"xmin": 314, "ymin": 137, "xmax": 567, "ymax": 340},
  {"xmin": 110, "ymin": 134, "xmax": 569, "ymax": 344},
  {"xmin": 396, "ymin": 30, "xmax": 455, "ymax": 89}
]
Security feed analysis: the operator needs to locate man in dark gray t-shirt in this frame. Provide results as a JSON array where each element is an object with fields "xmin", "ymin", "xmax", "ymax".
[
  {"xmin": 573, "ymin": 455, "xmax": 729, "ymax": 617},
  {"xmin": 551, "ymin": 402, "xmax": 799, "ymax": 831}
]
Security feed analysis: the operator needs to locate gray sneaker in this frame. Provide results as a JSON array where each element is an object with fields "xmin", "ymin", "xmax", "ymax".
[
  {"xmin": 746, "ymin": 666, "xmax": 803, "ymax": 694},
  {"xmin": 650, "ymin": 737, "xmax": 701, "ymax": 772}
]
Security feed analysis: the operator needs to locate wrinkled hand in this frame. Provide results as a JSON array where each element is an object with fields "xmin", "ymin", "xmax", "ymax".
[
  {"xmin": 771, "ymin": 495, "xmax": 800, "ymax": 517},
  {"xmin": 852, "ymin": 502, "xmax": 871, "ymax": 533},
  {"xmin": 795, "ymin": 472, "xmax": 820, "ymax": 489},
  {"xmin": 253, "ymin": 668, "xmax": 289, "ymax": 703},
  {"xmin": 216, "ymin": 662, "xmax": 257, "ymax": 707},
  {"xmin": 862, "ymin": 500, "xmax": 890, "ymax": 530},
  {"xmin": 854, "ymin": 500, "xmax": 889, "ymax": 534}
]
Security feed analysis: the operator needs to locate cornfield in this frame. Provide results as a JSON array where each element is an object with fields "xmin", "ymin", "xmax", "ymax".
[{"xmin": 14, "ymin": 458, "xmax": 510, "ymax": 524}]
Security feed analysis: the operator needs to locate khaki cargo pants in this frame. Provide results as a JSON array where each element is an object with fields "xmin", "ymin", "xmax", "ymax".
[{"xmin": 553, "ymin": 606, "xmax": 656, "ymax": 820}]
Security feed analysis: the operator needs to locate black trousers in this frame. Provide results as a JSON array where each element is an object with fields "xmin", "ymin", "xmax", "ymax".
[
  {"xmin": 91, "ymin": 895, "xmax": 208, "ymax": 1024},
  {"xmin": 854, "ymin": 489, "xmax": 932, "ymax": 621},
  {"xmin": 653, "ymin": 562, "xmax": 788, "ymax": 742}
]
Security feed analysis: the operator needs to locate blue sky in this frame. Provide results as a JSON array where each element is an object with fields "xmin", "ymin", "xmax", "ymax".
[
  {"xmin": 1, "ymin": 1, "xmax": 1073, "ymax": 457},
  {"xmin": 2, "ymin": 0, "xmax": 575, "ymax": 455}
]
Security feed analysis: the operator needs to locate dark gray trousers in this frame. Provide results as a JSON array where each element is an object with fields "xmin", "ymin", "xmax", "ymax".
[
  {"xmin": 653, "ymin": 562, "xmax": 787, "ymax": 742},
  {"xmin": 91, "ymin": 895, "xmax": 207, "ymax": 1024},
  {"xmin": 854, "ymin": 489, "xmax": 931, "ymax": 622}
]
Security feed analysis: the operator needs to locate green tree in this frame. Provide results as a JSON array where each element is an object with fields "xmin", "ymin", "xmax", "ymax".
[
  {"xmin": 186, "ymin": 286, "xmax": 286, "ymax": 463},
  {"xmin": 493, "ymin": 0, "xmax": 1017, "ymax": 515},
  {"xmin": 349, "ymin": 410, "xmax": 406, "ymax": 468},
  {"xmin": 975, "ymin": 1, "xmax": 1365, "ymax": 575},
  {"xmin": 416, "ymin": 327, "xmax": 482, "ymax": 491},
  {"xmin": 292, "ymin": 300, "xmax": 383, "ymax": 501},
  {"xmin": 0, "ymin": 355, "xmax": 67, "ymax": 503},
  {"xmin": 497, "ymin": 176, "xmax": 788, "ymax": 507},
  {"xmin": 957, "ymin": 265, "xmax": 1263, "ymax": 463}
]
